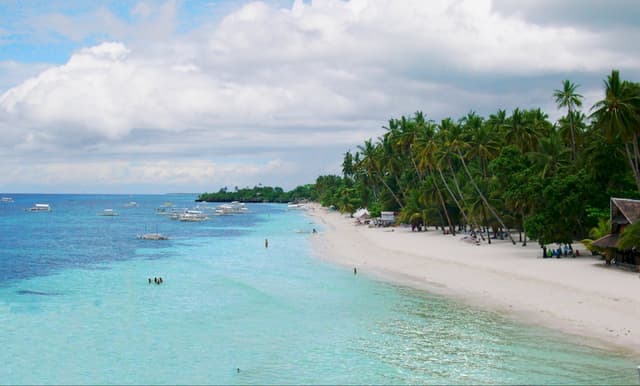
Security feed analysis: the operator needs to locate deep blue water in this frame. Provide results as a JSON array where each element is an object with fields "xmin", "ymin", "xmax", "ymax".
[
  {"xmin": 0, "ymin": 194, "xmax": 253, "ymax": 284},
  {"xmin": 0, "ymin": 194, "xmax": 637, "ymax": 384}
]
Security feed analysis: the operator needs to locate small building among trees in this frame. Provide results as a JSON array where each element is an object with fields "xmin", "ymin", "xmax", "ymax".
[{"xmin": 592, "ymin": 197, "xmax": 640, "ymax": 267}]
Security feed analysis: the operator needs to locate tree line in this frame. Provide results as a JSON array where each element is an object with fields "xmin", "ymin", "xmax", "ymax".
[
  {"xmin": 197, "ymin": 184, "xmax": 316, "ymax": 203},
  {"xmin": 314, "ymin": 70, "xmax": 640, "ymax": 246}
]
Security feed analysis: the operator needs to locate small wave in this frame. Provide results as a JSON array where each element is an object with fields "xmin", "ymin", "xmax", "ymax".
[{"xmin": 16, "ymin": 289, "xmax": 62, "ymax": 296}]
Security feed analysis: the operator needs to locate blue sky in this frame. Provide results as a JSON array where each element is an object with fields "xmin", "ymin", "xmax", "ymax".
[
  {"xmin": 0, "ymin": 0, "xmax": 260, "ymax": 64},
  {"xmin": 0, "ymin": 0, "xmax": 639, "ymax": 193}
]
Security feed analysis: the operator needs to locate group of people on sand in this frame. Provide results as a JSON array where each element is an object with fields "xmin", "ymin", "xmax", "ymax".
[
  {"xmin": 148, "ymin": 277, "xmax": 163, "ymax": 285},
  {"xmin": 543, "ymin": 244, "xmax": 578, "ymax": 258}
]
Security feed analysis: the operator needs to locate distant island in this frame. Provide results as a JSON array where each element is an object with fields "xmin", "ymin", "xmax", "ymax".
[{"xmin": 196, "ymin": 184, "xmax": 316, "ymax": 203}]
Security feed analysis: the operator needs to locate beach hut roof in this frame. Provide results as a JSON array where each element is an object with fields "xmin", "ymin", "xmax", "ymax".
[
  {"xmin": 611, "ymin": 198, "xmax": 640, "ymax": 225},
  {"xmin": 592, "ymin": 233, "xmax": 619, "ymax": 249}
]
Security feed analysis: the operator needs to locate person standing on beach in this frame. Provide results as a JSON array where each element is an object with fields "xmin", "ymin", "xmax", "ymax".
[{"xmin": 354, "ymin": 267, "xmax": 357, "ymax": 275}]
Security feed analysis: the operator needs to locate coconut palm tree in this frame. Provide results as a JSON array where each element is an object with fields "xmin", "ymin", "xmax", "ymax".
[
  {"xmin": 554, "ymin": 80, "xmax": 583, "ymax": 161},
  {"xmin": 503, "ymin": 108, "xmax": 542, "ymax": 153},
  {"xmin": 557, "ymin": 110, "xmax": 586, "ymax": 155},
  {"xmin": 590, "ymin": 70, "xmax": 640, "ymax": 192},
  {"xmin": 358, "ymin": 139, "xmax": 404, "ymax": 209},
  {"xmin": 462, "ymin": 112, "xmax": 500, "ymax": 177},
  {"xmin": 527, "ymin": 130, "xmax": 571, "ymax": 178},
  {"xmin": 415, "ymin": 122, "xmax": 456, "ymax": 235},
  {"xmin": 456, "ymin": 147, "xmax": 516, "ymax": 244}
]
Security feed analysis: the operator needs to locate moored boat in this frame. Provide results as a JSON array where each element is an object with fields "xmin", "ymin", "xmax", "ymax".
[
  {"xmin": 99, "ymin": 209, "xmax": 119, "ymax": 216},
  {"xmin": 137, "ymin": 233, "xmax": 169, "ymax": 240},
  {"xmin": 179, "ymin": 210, "xmax": 208, "ymax": 222},
  {"xmin": 26, "ymin": 203, "xmax": 51, "ymax": 212},
  {"xmin": 215, "ymin": 201, "xmax": 249, "ymax": 215}
]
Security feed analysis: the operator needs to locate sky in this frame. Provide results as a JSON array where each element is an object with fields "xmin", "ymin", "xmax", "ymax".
[{"xmin": 0, "ymin": 0, "xmax": 639, "ymax": 194}]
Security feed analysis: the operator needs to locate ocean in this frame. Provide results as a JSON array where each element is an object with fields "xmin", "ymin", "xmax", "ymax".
[{"xmin": 0, "ymin": 194, "xmax": 637, "ymax": 384}]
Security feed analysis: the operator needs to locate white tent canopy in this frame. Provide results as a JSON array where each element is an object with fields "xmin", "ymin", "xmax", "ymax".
[{"xmin": 353, "ymin": 208, "xmax": 370, "ymax": 219}]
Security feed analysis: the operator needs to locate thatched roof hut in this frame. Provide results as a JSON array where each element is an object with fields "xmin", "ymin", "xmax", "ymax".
[{"xmin": 592, "ymin": 197, "xmax": 640, "ymax": 266}]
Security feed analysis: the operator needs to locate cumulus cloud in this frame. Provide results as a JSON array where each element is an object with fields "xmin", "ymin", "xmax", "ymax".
[{"xmin": 0, "ymin": 0, "xmax": 638, "ymax": 192}]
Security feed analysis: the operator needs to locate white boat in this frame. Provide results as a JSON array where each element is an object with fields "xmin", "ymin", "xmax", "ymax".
[
  {"xmin": 1, "ymin": 197, "xmax": 14, "ymax": 203},
  {"xmin": 137, "ymin": 233, "xmax": 168, "ymax": 240},
  {"xmin": 215, "ymin": 201, "xmax": 249, "ymax": 215},
  {"xmin": 99, "ymin": 209, "xmax": 119, "ymax": 216},
  {"xmin": 164, "ymin": 208, "xmax": 188, "ymax": 220},
  {"xmin": 124, "ymin": 201, "xmax": 138, "ymax": 208},
  {"xmin": 26, "ymin": 203, "xmax": 51, "ymax": 212},
  {"xmin": 287, "ymin": 203, "xmax": 306, "ymax": 210},
  {"xmin": 179, "ymin": 210, "xmax": 208, "ymax": 222}
]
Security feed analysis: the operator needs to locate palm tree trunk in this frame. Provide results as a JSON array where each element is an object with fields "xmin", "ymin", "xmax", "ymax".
[
  {"xmin": 448, "ymin": 160, "xmax": 486, "ymax": 236},
  {"xmin": 449, "ymin": 160, "xmax": 469, "ymax": 209},
  {"xmin": 411, "ymin": 152, "xmax": 423, "ymax": 180},
  {"xmin": 457, "ymin": 150, "xmax": 516, "ymax": 245},
  {"xmin": 438, "ymin": 168, "xmax": 470, "ymax": 225},
  {"xmin": 568, "ymin": 106, "xmax": 576, "ymax": 161},
  {"xmin": 521, "ymin": 209, "xmax": 528, "ymax": 246},
  {"xmin": 391, "ymin": 161, "xmax": 404, "ymax": 203},
  {"xmin": 428, "ymin": 167, "xmax": 455, "ymax": 235},
  {"xmin": 374, "ymin": 168, "xmax": 404, "ymax": 209}
]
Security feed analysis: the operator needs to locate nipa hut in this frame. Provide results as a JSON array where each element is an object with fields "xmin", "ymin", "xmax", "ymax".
[{"xmin": 592, "ymin": 197, "xmax": 640, "ymax": 267}]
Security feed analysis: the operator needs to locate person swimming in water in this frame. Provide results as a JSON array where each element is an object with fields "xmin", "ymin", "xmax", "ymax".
[{"xmin": 265, "ymin": 238, "xmax": 269, "ymax": 248}]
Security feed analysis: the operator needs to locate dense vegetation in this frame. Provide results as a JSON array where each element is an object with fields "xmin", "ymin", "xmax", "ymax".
[
  {"xmin": 314, "ymin": 70, "xmax": 640, "ymax": 246},
  {"xmin": 197, "ymin": 184, "xmax": 316, "ymax": 203}
]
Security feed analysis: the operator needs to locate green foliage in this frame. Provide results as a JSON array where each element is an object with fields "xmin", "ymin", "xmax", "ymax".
[
  {"xmin": 525, "ymin": 171, "xmax": 590, "ymax": 244},
  {"xmin": 617, "ymin": 222, "xmax": 640, "ymax": 250},
  {"xmin": 589, "ymin": 217, "xmax": 610, "ymax": 239},
  {"xmin": 197, "ymin": 184, "xmax": 316, "ymax": 203}
]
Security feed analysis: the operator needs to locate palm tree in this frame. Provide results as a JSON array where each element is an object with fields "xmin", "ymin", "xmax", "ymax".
[
  {"xmin": 487, "ymin": 109, "xmax": 507, "ymax": 132},
  {"xmin": 590, "ymin": 70, "xmax": 640, "ymax": 192},
  {"xmin": 503, "ymin": 108, "xmax": 543, "ymax": 153},
  {"xmin": 462, "ymin": 112, "xmax": 499, "ymax": 177},
  {"xmin": 557, "ymin": 110, "xmax": 586, "ymax": 154},
  {"xmin": 415, "ymin": 122, "xmax": 456, "ymax": 235},
  {"xmin": 527, "ymin": 131, "xmax": 571, "ymax": 178},
  {"xmin": 554, "ymin": 80, "xmax": 583, "ymax": 160},
  {"xmin": 456, "ymin": 148, "xmax": 516, "ymax": 244},
  {"xmin": 357, "ymin": 139, "xmax": 404, "ymax": 209},
  {"xmin": 342, "ymin": 151, "xmax": 355, "ymax": 180}
]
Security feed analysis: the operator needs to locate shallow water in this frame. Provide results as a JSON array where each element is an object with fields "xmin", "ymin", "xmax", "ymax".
[{"xmin": 0, "ymin": 194, "xmax": 637, "ymax": 384}]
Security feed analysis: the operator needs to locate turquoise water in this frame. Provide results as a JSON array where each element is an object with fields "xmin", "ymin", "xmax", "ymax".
[{"xmin": 0, "ymin": 194, "xmax": 637, "ymax": 384}]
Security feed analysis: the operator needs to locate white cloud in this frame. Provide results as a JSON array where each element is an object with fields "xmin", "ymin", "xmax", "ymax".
[
  {"xmin": 0, "ymin": 0, "xmax": 638, "ymax": 192},
  {"xmin": 0, "ymin": 158, "xmax": 297, "ymax": 192}
]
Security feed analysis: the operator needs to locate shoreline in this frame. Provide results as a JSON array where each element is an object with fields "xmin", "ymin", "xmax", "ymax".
[{"xmin": 306, "ymin": 204, "xmax": 640, "ymax": 358}]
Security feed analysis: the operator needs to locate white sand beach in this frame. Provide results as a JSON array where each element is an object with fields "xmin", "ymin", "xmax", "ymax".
[{"xmin": 308, "ymin": 205, "xmax": 640, "ymax": 356}]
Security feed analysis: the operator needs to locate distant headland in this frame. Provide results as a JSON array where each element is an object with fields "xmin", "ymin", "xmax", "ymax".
[{"xmin": 196, "ymin": 184, "xmax": 316, "ymax": 203}]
